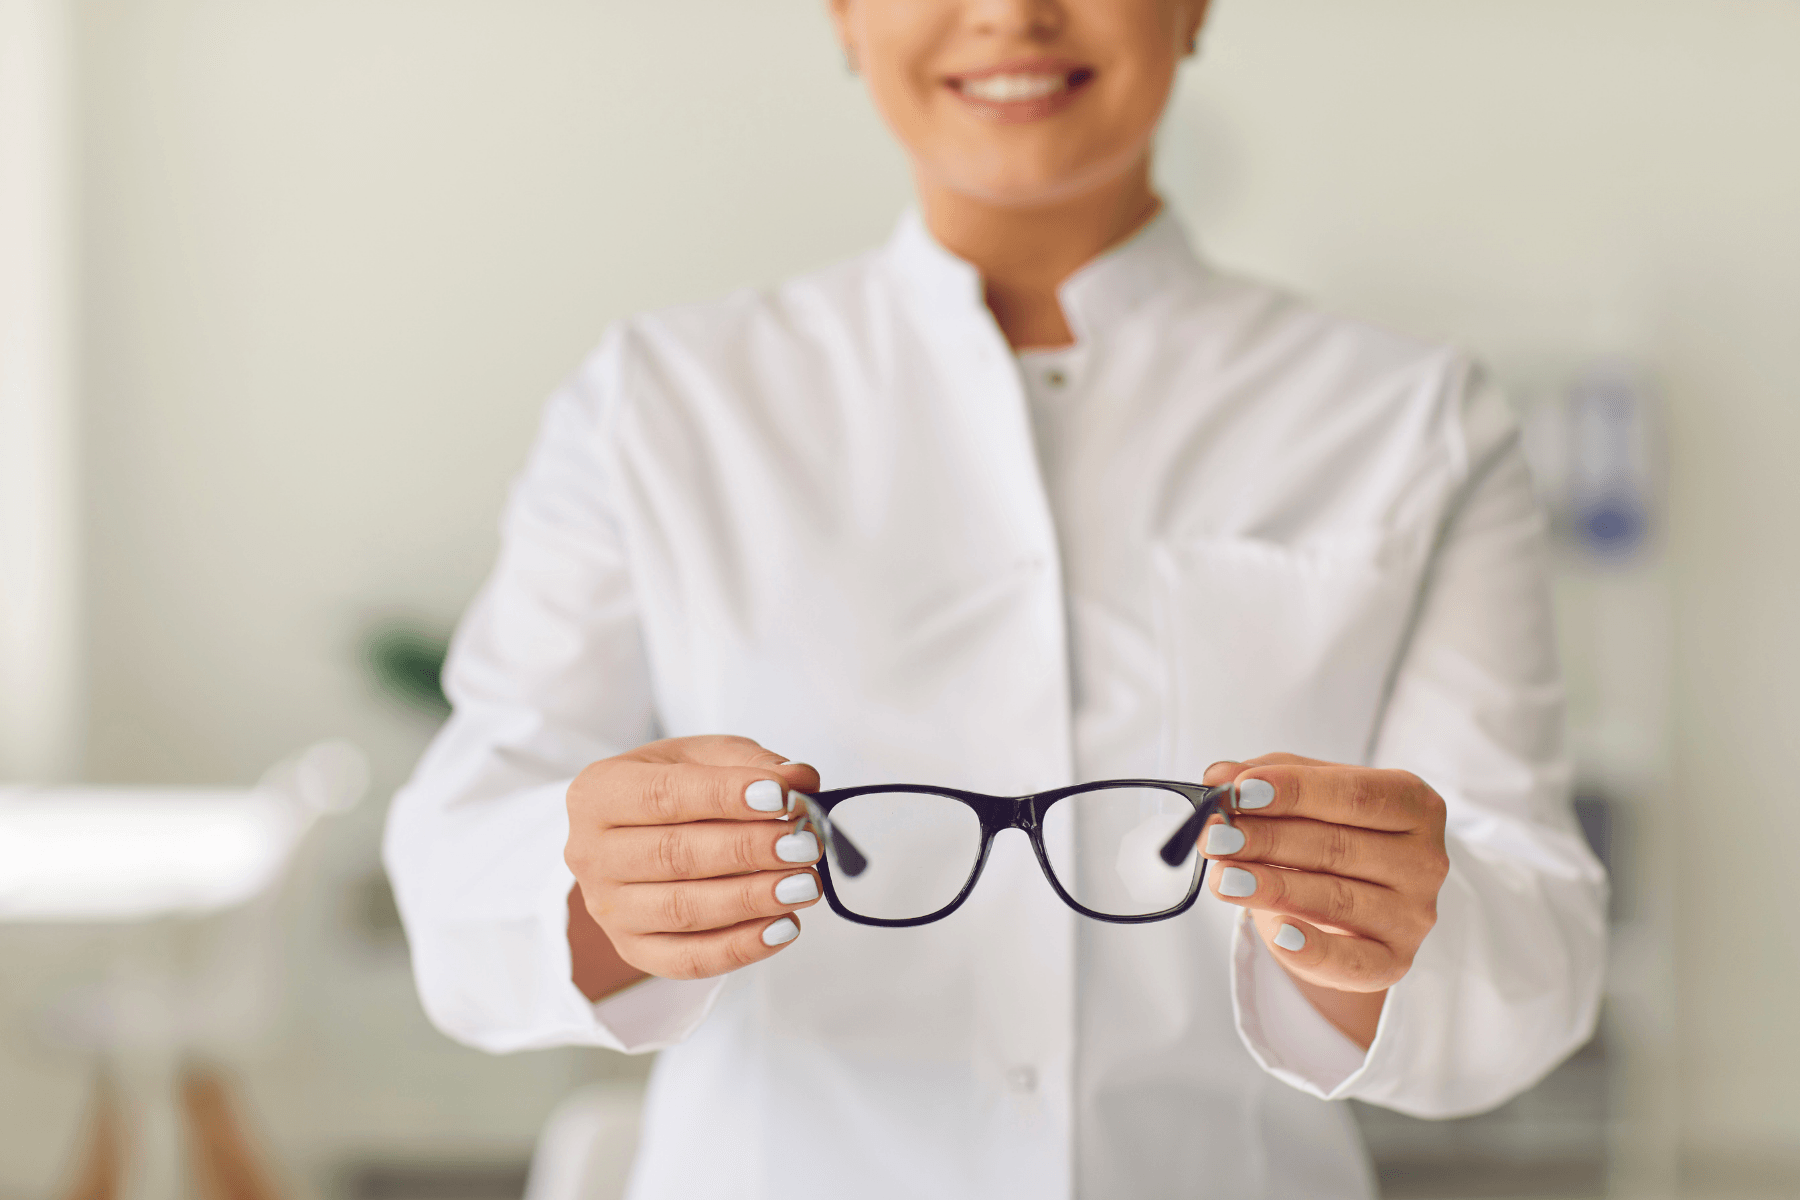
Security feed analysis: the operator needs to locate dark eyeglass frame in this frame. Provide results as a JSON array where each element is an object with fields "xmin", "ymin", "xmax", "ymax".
[{"xmin": 792, "ymin": 779, "xmax": 1239, "ymax": 928}]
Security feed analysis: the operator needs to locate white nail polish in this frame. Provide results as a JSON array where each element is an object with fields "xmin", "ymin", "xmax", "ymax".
[
  {"xmin": 776, "ymin": 831, "xmax": 820, "ymax": 863},
  {"xmin": 761, "ymin": 917, "xmax": 799, "ymax": 946},
  {"xmin": 745, "ymin": 779, "xmax": 784, "ymax": 812},
  {"xmin": 1275, "ymin": 923, "xmax": 1306, "ymax": 952},
  {"xmin": 1205, "ymin": 824, "xmax": 1246, "ymax": 855},
  {"xmin": 1236, "ymin": 779, "xmax": 1276, "ymax": 809},
  {"xmin": 775, "ymin": 873, "xmax": 819, "ymax": 904},
  {"xmin": 1218, "ymin": 866, "xmax": 1257, "ymax": 897},
  {"xmin": 786, "ymin": 790, "xmax": 806, "ymax": 815}
]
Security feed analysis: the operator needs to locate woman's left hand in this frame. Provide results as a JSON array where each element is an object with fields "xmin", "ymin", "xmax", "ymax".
[{"xmin": 1200, "ymin": 754, "xmax": 1450, "ymax": 1046}]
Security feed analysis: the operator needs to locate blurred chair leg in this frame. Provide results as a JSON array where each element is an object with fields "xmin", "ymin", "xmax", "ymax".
[
  {"xmin": 62, "ymin": 1071, "xmax": 125, "ymax": 1200},
  {"xmin": 179, "ymin": 1065, "xmax": 285, "ymax": 1200}
]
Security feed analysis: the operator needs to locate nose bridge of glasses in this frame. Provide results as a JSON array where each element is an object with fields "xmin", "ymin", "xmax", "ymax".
[{"xmin": 1007, "ymin": 793, "xmax": 1037, "ymax": 831}]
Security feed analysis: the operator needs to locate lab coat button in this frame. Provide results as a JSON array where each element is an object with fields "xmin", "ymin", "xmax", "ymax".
[
  {"xmin": 1044, "ymin": 368, "xmax": 1067, "ymax": 388},
  {"xmin": 1005, "ymin": 1066, "xmax": 1038, "ymax": 1093}
]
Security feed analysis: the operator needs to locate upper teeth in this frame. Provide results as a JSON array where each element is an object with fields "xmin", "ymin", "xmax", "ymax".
[{"xmin": 960, "ymin": 74, "xmax": 1068, "ymax": 103}]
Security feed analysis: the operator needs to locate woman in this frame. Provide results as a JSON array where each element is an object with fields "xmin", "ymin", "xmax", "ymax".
[{"xmin": 385, "ymin": 1, "xmax": 1607, "ymax": 1196}]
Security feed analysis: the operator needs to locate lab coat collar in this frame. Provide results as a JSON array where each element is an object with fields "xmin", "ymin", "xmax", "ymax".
[
  {"xmin": 1056, "ymin": 206, "xmax": 1205, "ymax": 342},
  {"xmin": 885, "ymin": 205, "xmax": 1208, "ymax": 344},
  {"xmin": 886, "ymin": 210, "xmax": 987, "ymax": 335}
]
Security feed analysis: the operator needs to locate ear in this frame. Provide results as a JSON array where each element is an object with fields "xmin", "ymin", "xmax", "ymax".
[
  {"xmin": 1182, "ymin": 0, "xmax": 1215, "ymax": 56},
  {"xmin": 826, "ymin": 0, "xmax": 854, "ymax": 53}
]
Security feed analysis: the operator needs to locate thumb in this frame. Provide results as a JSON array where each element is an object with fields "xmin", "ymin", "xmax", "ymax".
[
  {"xmin": 772, "ymin": 760, "xmax": 822, "ymax": 795},
  {"xmin": 1202, "ymin": 760, "xmax": 1248, "ymax": 787}
]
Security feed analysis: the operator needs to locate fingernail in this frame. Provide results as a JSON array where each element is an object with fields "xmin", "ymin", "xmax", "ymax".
[
  {"xmin": 775, "ymin": 873, "xmax": 819, "ymax": 904},
  {"xmin": 745, "ymin": 779, "xmax": 784, "ymax": 812},
  {"xmin": 776, "ymin": 831, "xmax": 820, "ymax": 863},
  {"xmin": 1275, "ymin": 923, "xmax": 1306, "ymax": 952},
  {"xmin": 1218, "ymin": 866, "xmax": 1257, "ymax": 897},
  {"xmin": 1236, "ymin": 779, "xmax": 1276, "ymax": 809},
  {"xmin": 1205, "ymin": 824, "xmax": 1246, "ymax": 855},
  {"xmin": 785, "ymin": 789, "xmax": 807, "ymax": 815},
  {"xmin": 761, "ymin": 917, "xmax": 799, "ymax": 947}
]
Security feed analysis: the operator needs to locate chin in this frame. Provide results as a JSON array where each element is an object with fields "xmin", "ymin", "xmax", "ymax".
[
  {"xmin": 939, "ymin": 155, "xmax": 1144, "ymax": 211},
  {"xmin": 920, "ymin": 120, "xmax": 1153, "ymax": 210}
]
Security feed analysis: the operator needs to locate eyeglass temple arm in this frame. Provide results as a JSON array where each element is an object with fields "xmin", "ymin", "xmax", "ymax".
[
  {"xmin": 1158, "ymin": 784, "xmax": 1238, "ymax": 867},
  {"xmin": 793, "ymin": 794, "xmax": 870, "ymax": 877}
]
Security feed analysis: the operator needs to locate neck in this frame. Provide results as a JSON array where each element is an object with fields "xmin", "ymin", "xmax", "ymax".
[{"xmin": 917, "ymin": 160, "xmax": 1161, "ymax": 350}]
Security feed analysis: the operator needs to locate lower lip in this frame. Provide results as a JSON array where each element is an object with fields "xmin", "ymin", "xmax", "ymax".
[{"xmin": 948, "ymin": 71, "xmax": 1093, "ymax": 125}]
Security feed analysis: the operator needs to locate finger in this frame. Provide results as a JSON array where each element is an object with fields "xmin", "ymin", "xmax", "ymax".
[
  {"xmin": 634, "ymin": 734, "xmax": 793, "ymax": 770},
  {"xmin": 773, "ymin": 761, "xmax": 822, "ymax": 797},
  {"xmin": 621, "ymin": 913, "xmax": 805, "ymax": 981},
  {"xmin": 1199, "ymin": 814, "xmax": 1421, "ymax": 889},
  {"xmin": 585, "ymin": 759, "xmax": 808, "ymax": 826},
  {"xmin": 1201, "ymin": 760, "xmax": 1247, "ymax": 787},
  {"xmin": 1228, "ymin": 765, "xmax": 1443, "ymax": 834},
  {"xmin": 1201, "ymin": 753, "xmax": 1325, "ymax": 787},
  {"xmin": 572, "ymin": 732, "xmax": 825, "ymax": 828},
  {"xmin": 1208, "ymin": 860, "xmax": 1428, "ymax": 946},
  {"xmin": 1249, "ymin": 911, "xmax": 1405, "ymax": 993},
  {"xmin": 1241, "ymin": 752, "xmax": 1329, "ymax": 767},
  {"xmin": 603, "ymin": 818, "xmax": 823, "ymax": 882},
  {"xmin": 609, "ymin": 869, "xmax": 822, "ymax": 935}
]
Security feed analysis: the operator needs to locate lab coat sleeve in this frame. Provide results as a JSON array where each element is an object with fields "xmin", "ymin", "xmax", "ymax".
[
  {"xmin": 382, "ymin": 331, "xmax": 724, "ymax": 1055},
  {"xmin": 1231, "ymin": 369, "xmax": 1608, "ymax": 1116}
]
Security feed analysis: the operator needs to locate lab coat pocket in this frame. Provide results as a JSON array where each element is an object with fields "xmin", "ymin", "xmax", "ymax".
[{"xmin": 1153, "ymin": 531, "xmax": 1426, "ymax": 776}]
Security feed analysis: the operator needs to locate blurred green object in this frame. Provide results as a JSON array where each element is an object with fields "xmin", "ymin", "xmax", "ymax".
[{"xmin": 363, "ymin": 624, "xmax": 451, "ymax": 719}]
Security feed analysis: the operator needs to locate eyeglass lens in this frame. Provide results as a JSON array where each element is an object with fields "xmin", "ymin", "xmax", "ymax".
[
  {"xmin": 1041, "ymin": 785, "xmax": 1202, "ymax": 917},
  {"xmin": 822, "ymin": 791, "xmax": 984, "ymax": 921}
]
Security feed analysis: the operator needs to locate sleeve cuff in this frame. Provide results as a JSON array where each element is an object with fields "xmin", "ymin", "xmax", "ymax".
[
  {"xmin": 389, "ymin": 773, "xmax": 726, "ymax": 1056},
  {"xmin": 541, "ymin": 859, "xmax": 725, "ymax": 1054},
  {"xmin": 591, "ymin": 975, "xmax": 726, "ymax": 1052},
  {"xmin": 1229, "ymin": 909, "xmax": 1378, "ymax": 1098}
]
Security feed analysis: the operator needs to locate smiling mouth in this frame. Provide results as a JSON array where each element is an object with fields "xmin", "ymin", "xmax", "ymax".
[{"xmin": 946, "ymin": 63, "xmax": 1095, "ymax": 116}]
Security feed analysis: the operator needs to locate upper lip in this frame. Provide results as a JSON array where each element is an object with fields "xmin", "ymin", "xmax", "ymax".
[{"xmin": 944, "ymin": 56, "xmax": 1092, "ymax": 87}]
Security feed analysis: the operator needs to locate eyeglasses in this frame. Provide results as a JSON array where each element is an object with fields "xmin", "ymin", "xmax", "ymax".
[{"xmin": 790, "ymin": 779, "xmax": 1241, "ymax": 927}]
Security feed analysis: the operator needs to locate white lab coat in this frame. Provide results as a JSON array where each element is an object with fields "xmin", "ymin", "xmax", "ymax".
[{"xmin": 384, "ymin": 211, "xmax": 1607, "ymax": 1200}]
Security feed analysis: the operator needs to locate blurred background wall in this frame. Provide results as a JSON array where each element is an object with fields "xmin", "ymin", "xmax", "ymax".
[{"xmin": 1, "ymin": 0, "xmax": 1795, "ymax": 1197}]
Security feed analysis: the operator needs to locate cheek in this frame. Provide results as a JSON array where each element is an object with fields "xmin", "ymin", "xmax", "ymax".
[
  {"xmin": 862, "ymin": 65, "xmax": 942, "ymax": 150},
  {"xmin": 1102, "ymin": 54, "xmax": 1181, "ymax": 138},
  {"xmin": 852, "ymin": 7, "xmax": 955, "ymax": 141}
]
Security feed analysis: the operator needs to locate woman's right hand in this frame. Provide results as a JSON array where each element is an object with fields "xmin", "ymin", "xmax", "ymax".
[{"xmin": 565, "ymin": 735, "xmax": 823, "ymax": 992}]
